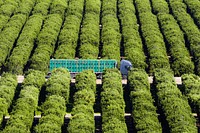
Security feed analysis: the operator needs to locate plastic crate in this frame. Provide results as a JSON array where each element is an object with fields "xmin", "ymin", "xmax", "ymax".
[{"xmin": 49, "ymin": 59, "xmax": 117, "ymax": 73}]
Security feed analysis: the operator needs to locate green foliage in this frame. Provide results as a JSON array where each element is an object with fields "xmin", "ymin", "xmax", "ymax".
[
  {"xmin": 68, "ymin": 105, "xmax": 94, "ymax": 133},
  {"xmin": 75, "ymin": 70, "xmax": 96, "ymax": 92},
  {"xmin": 183, "ymin": 0, "xmax": 200, "ymax": 28},
  {"xmin": 0, "ymin": 0, "xmax": 3, "ymax": 6},
  {"xmin": 68, "ymin": 113, "xmax": 95, "ymax": 133},
  {"xmin": 101, "ymin": 0, "xmax": 121, "ymax": 62},
  {"xmin": 50, "ymin": 0, "xmax": 67, "ymax": 19},
  {"xmin": 79, "ymin": 0, "xmax": 100, "ymax": 59},
  {"xmin": 30, "ymin": 14, "xmax": 63, "ymax": 72},
  {"xmin": 0, "ymin": 14, "xmax": 26, "ymax": 67},
  {"xmin": 6, "ymin": 14, "xmax": 44, "ymax": 74},
  {"xmin": 32, "ymin": 0, "xmax": 52, "ymax": 15},
  {"xmin": 118, "ymin": 0, "xmax": 146, "ymax": 69},
  {"xmin": 2, "ymin": 70, "xmax": 45, "ymax": 133},
  {"xmin": 54, "ymin": 0, "xmax": 84, "ymax": 59},
  {"xmin": 169, "ymin": 0, "xmax": 200, "ymax": 75},
  {"xmin": 102, "ymin": 118, "xmax": 127, "ymax": 133},
  {"xmin": 128, "ymin": 69, "xmax": 162, "ymax": 132},
  {"xmin": 101, "ymin": 69, "xmax": 127, "ymax": 132},
  {"xmin": 134, "ymin": 0, "xmax": 170, "ymax": 74},
  {"xmin": 151, "ymin": 0, "xmax": 169, "ymax": 14},
  {"xmin": 182, "ymin": 74, "xmax": 200, "ymax": 111},
  {"xmin": 128, "ymin": 69, "xmax": 150, "ymax": 91},
  {"xmin": 46, "ymin": 68, "xmax": 71, "ymax": 103},
  {"xmin": 151, "ymin": 0, "xmax": 194, "ymax": 75},
  {"xmin": 23, "ymin": 69, "xmax": 45, "ymax": 88},
  {"xmin": 0, "ymin": 0, "xmax": 19, "ymax": 16},
  {"xmin": 154, "ymin": 69, "xmax": 197, "ymax": 132},
  {"xmin": 14, "ymin": 0, "xmax": 35, "ymax": 17},
  {"xmin": 41, "ymin": 95, "xmax": 66, "ymax": 118},
  {"xmin": 0, "ymin": 15, "xmax": 9, "ymax": 31},
  {"xmin": 35, "ymin": 68, "xmax": 69, "ymax": 133},
  {"xmin": 3, "ymin": 87, "xmax": 41, "ymax": 132},
  {"xmin": 35, "ymin": 95, "xmax": 66, "ymax": 133},
  {"xmin": 0, "ymin": 73, "xmax": 18, "ymax": 87},
  {"xmin": 0, "ymin": 73, "xmax": 17, "ymax": 123},
  {"xmin": 2, "ymin": 122, "xmax": 29, "ymax": 133},
  {"xmin": 30, "ymin": 0, "xmax": 68, "ymax": 72},
  {"xmin": 74, "ymin": 89, "xmax": 95, "ymax": 106},
  {"xmin": 156, "ymin": 13, "xmax": 194, "ymax": 76},
  {"xmin": 79, "ymin": 44, "xmax": 99, "ymax": 59},
  {"xmin": 68, "ymin": 70, "xmax": 96, "ymax": 133},
  {"xmin": 102, "ymin": 69, "xmax": 123, "ymax": 94}
]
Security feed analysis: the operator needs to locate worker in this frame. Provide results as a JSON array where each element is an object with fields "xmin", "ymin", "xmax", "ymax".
[{"xmin": 120, "ymin": 59, "xmax": 132, "ymax": 79}]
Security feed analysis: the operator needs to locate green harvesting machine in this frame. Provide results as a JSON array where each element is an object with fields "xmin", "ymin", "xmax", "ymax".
[{"xmin": 49, "ymin": 59, "xmax": 117, "ymax": 78}]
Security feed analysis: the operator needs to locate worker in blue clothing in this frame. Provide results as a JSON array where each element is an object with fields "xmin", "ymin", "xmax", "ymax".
[{"xmin": 120, "ymin": 58, "xmax": 132, "ymax": 79}]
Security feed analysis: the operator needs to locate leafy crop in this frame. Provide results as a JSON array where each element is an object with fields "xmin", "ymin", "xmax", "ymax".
[
  {"xmin": 128, "ymin": 69, "xmax": 162, "ymax": 132},
  {"xmin": 134, "ymin": 0, "xmax": 170, "ymax": 74},
  {"xmin": 0, "ymin": 73, "xmax": 17, "ymax": 124},
  {"xmin": 101, "ymin": 0, "xmax": 121, "ymax": 62},
  {"xmin": 182, "ymin": 74, "xmax": 200, "ymax": 112},
  {"xmin": 154, "ymin": 69, "xmax": 197, "ymax": 132},
  {"xmin": 35, "ymin": 68, "xmax": 70, "ymax": 133},
  {"xmin": 54, "ymin": 0, "xmax": 84, "ymax": 59},
  {"xmin": 79, "ymin": 0, "xmax": 100, "ymax": 59},
  {"xmin": 169, "ymin": 0, "xmax": 200, "ymax": 75},
  {"xmin": 68, "ymin": 70, "xmax": 96, "ymax": 133},
  {"xmin": 45, "ymin": 68, "xmax": 71, "ymax": 103},
  {"xmin": 2, "ymin": 70, "xmax": 45, "ymax": 133},
  {"xmin": 118, "ymin": 0, "xmax": 146, "ymax": 69},
  {"xmin": 6, "ymin": 14, "xmax": 44, "ymax": 74},
  {"xmin": 101, "ymin": 69, "xmax": 127, "ymax": 132},
  {"xmin": 183, "ymin": 0, "xmax": 200, "ymax": 28},
  {"xmin": 151, "ymin": 0, "xmax": 194, "ymax": 76}
]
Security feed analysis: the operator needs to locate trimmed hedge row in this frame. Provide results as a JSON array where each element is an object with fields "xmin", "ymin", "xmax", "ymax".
[
  {"xmin": 30, "ymin": 14, "xmax": 62, "ymax": 72},
  {"xmin": 134, "ymin": 0, "xmax": 170, "ymax": 74},
  {"xmin": 30, "ymin": 0, "xmax": 67, "ymax": 72},
  {"xmin": 118, "ymin": 0, "xmax": 146, "ymax": 69},
  {"xmin": 45, "ymin": 68, "xmax": 71, "ymax": 103},
  {"xmin": 158, "ymin": 13, "xmax": 194, "ymax": 76},
  {"xmin": 168, "ymin": 0, "xmax": 200, "ymax": 75},
  {"xmin": 0, "ymin": 14, "xmax": 26, "ymax": 67},
  {"xmin": 32, "ymin": 0, "xmax": 53, "ymax": 16},
  {"xmin": 151, "ymin": 0, "xmax": 169, "ymax": 14},
  {"xmin": 79, "ymin": 0, "xmax": 100, "ymax": 59},
  {"xmin": 54, "ymin": 0, "xmax": 84, "ymax": 59},
  {"xmin": 0, "ymin": 0, "xmax": 20, "ymax": 16},
  {"xmin": 34, "ymin": 95, "xmax": 66, "ymax": 133},
  {"xmin": 68, "ymin": 70, "xmax": 96, "ymax": 133},
  {"xmin": 6, "ymin": 14, "xmax": 43, "ymax": 74},
  {"xmin": 6, "ymin": 0, "xmax": 55, "ymax": 74},
  {"xmin": 183, "ymin": 0, "xmax": 200, "ymax": 28},
  {"xmin": 0, "ymin": 73, "xmax": 17, "ymax": 124},
  {"xmin": 0, "ymin": 15, "xmax": 9, "ymax": 32},
  {"xmin": 0, "ymin": 0, "xmax": 40, "ymax": 68},
  {"xmin": 101, "ymin": 0, "xmax": 121, "ymax": 62},
  {"xmin": 154, "ymin": 69, "xmax": 197, "ymax": 132},
  {"xmin": 151, "ymin": 0, "xmax": 194, "ymax": 76},
  {"xmin": 101, "ymin": 69, "xmax": 127, "ymax": 132},
  {"xmin": 14, "ymin": 0, "xmax": 35, "ymax": 17},
  {"xmin": 0, "ymin": 0, "xmax": 20, "ymax": 17},
  {"xmin": 182, "ymin": 74, "xmax": 200, "ymax": 112},
  {"xmin": 50, "ymin": 0, "xmax": 67, "ymax": 19},
  {"xmin": 34, "ymin": 68, "xmax": 70, "ymax": 133},
  {"xmin": 128, "ymin": 69, "xmax": 162, "ymax": 132},
  {"xmin": 2, "ymin": 70, "xmax": 45, "ymax": 133},
  {"xmin": 75, "ymin": 70, "xmax": 96, "ymax": 93},
  {"xmin": 0, "ymin": 0, "xmax": 21, "ymax": 31}
]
